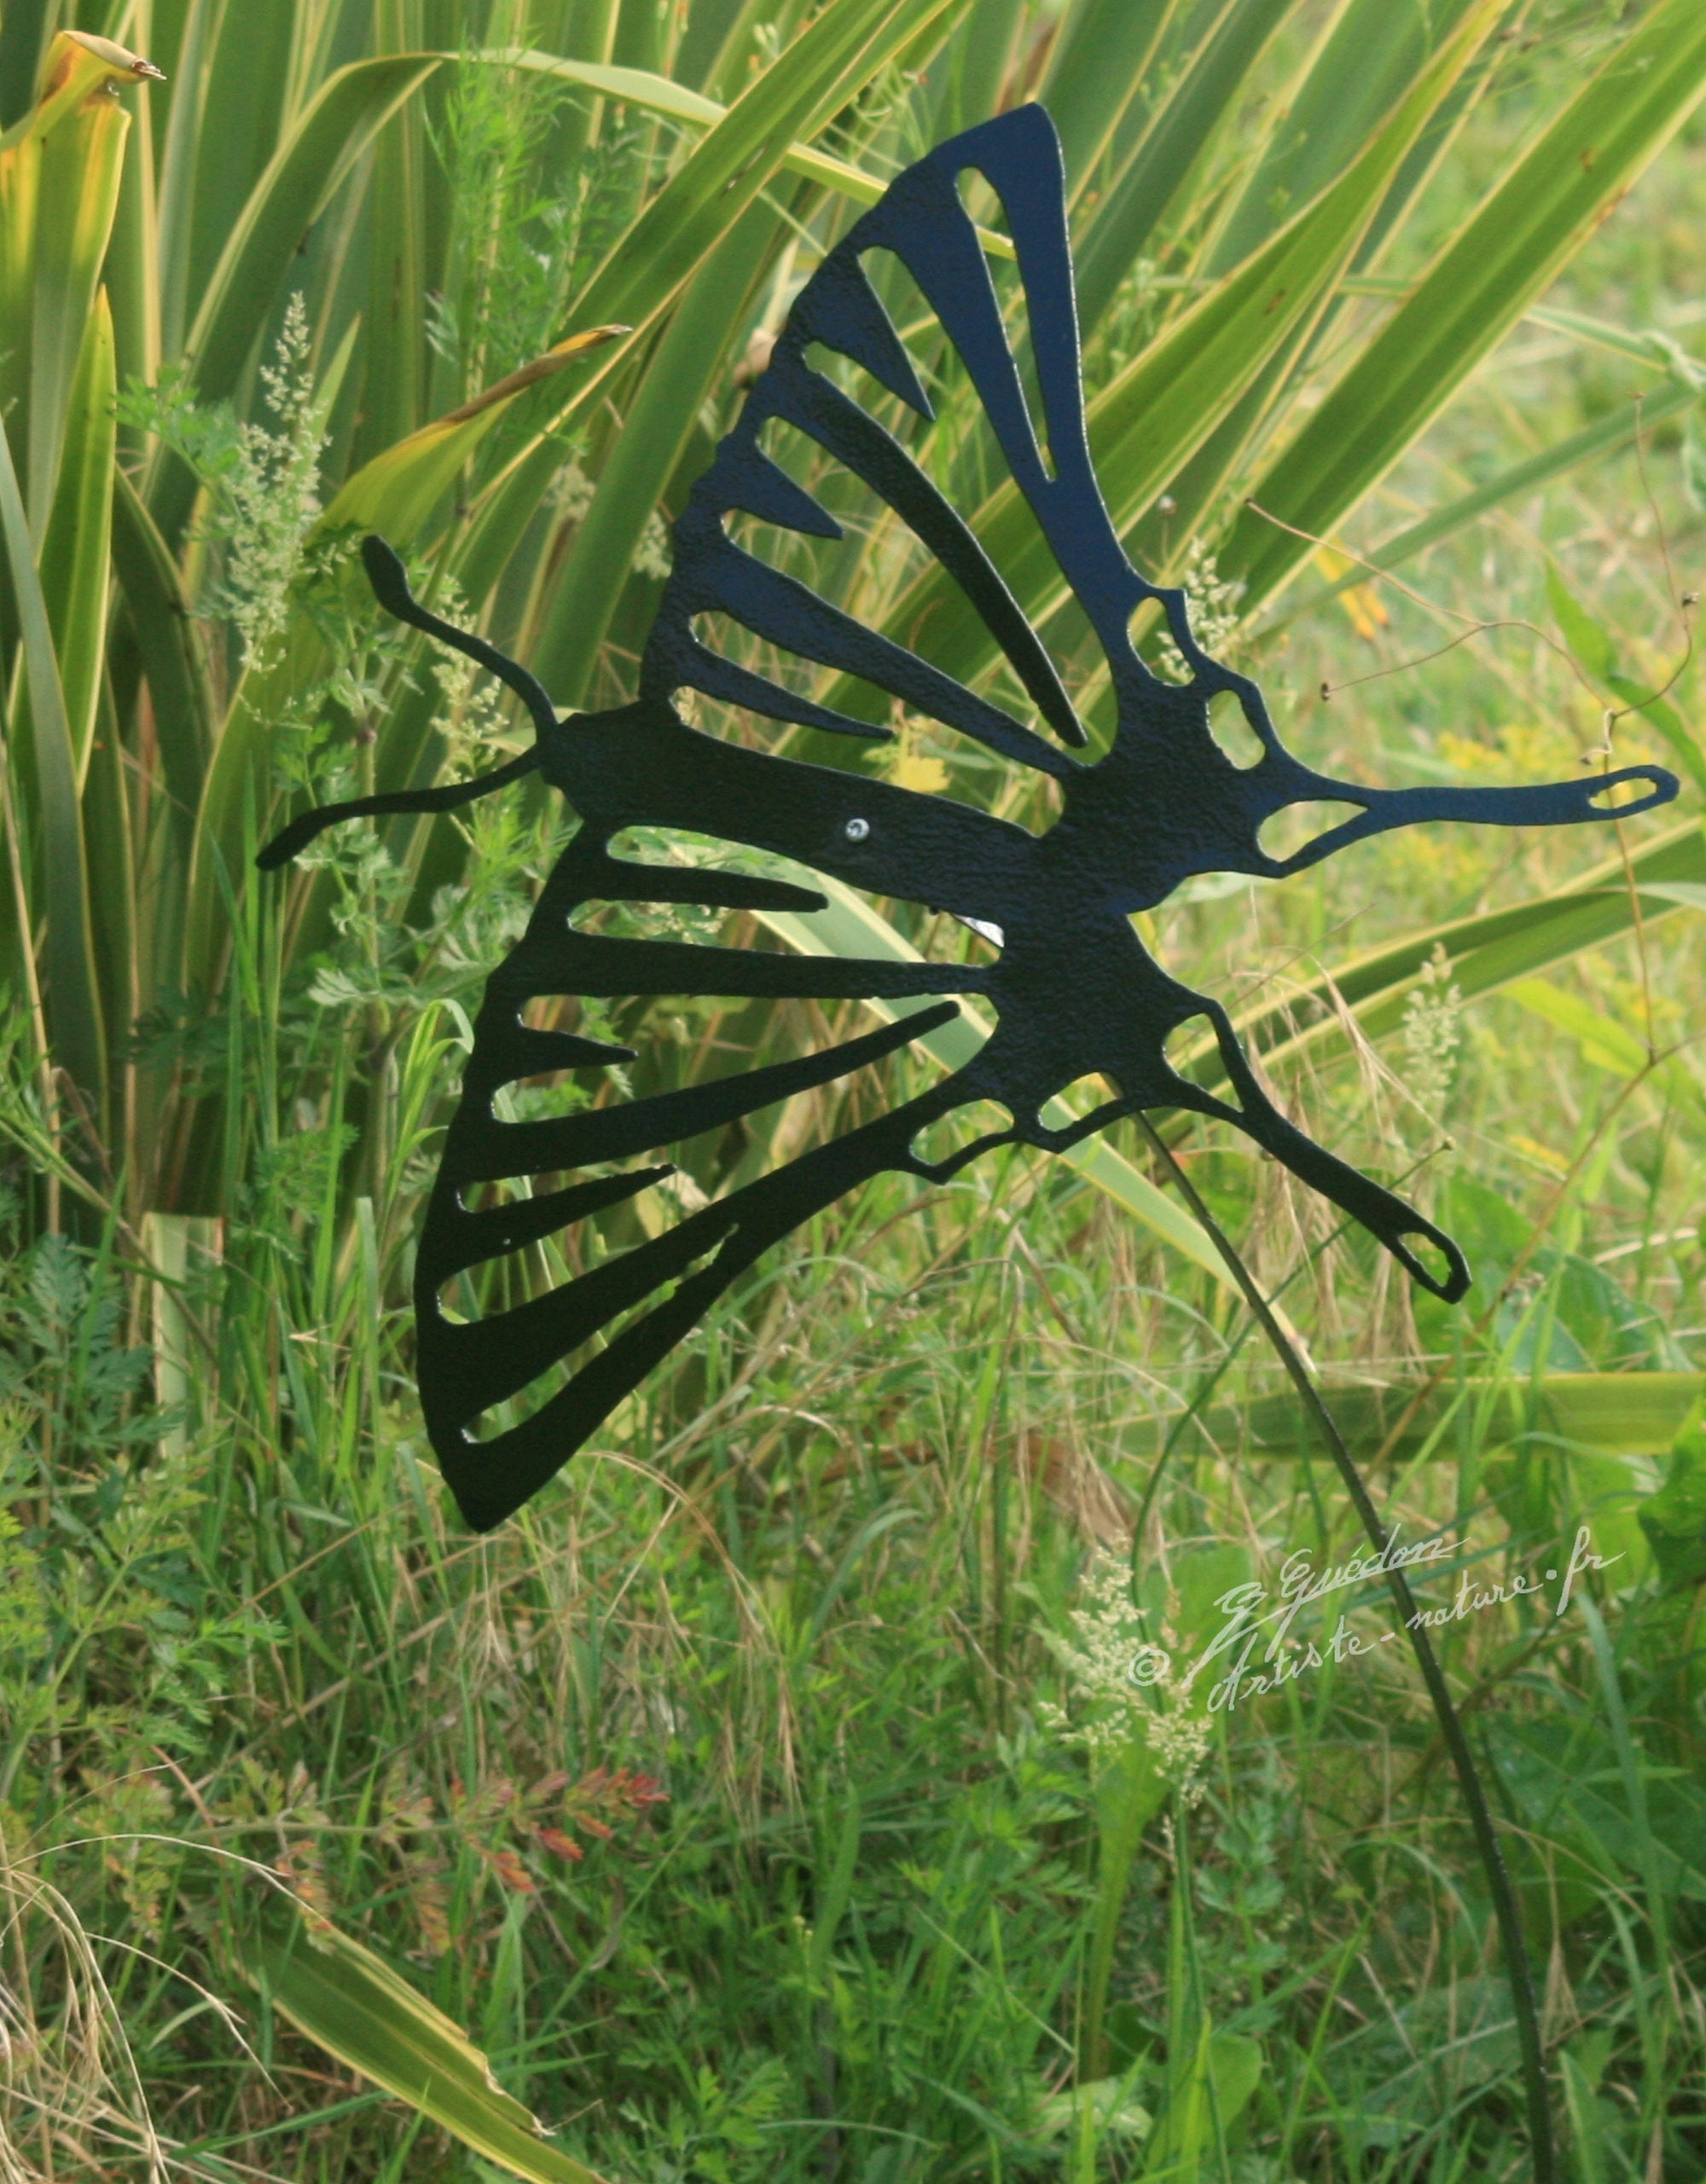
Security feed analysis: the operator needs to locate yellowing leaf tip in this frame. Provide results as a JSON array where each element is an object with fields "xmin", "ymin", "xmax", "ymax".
[{"xmin": 64, "ymin": 31, "xmax": 166, "ymax": 81}]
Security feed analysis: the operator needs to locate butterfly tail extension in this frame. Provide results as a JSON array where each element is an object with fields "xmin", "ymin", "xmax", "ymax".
[
  {"xmin": 1260, "ymin": 765, "xmax": 1679, "ymax": 877},
  {"xmin": 1166, "ymin": 994, "xmax": 1469, "ymax": 1303}
]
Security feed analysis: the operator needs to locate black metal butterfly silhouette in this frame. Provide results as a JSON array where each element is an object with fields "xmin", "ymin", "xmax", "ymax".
[{"xmin": 262, "ymin": 104, "xmax": 1675, "ymax": 1532}]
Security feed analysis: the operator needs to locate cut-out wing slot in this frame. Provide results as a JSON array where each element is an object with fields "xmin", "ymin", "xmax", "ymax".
[
  {"xmin": 661, "ymin": 629, "xmax": 897, "ymax": 743},
  {"xmin": 444, "ymin": 997, "xmax": 962, "ymax": 1185},
  {"xmin": 670, "ymin": 528, "xmax": 1077, "ymax": 776},
  {"xmin": 843, "ymin": 107, "xmax": 1153, "ymax": 664},
  {"xmin": 590, "ymin": 860, "xmax": 829, "ymax": 916},
  {"xmin": 757, "ymin": 350, "xmax": 1086, "ymax": 747},
  {"xmin": 445, "ymin": 1168, "xmax": 674, "ymax": 1274}
]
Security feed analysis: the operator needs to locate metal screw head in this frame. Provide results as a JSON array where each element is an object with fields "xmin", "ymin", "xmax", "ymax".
[{"xmin": 844, "ymin": 817, "xmax": 871, "ymax": 842}]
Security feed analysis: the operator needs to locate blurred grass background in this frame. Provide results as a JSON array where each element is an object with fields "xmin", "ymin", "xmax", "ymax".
[{"xmin": 3, "ymin": 1, "xmax": 1706, "ymax": 2178}]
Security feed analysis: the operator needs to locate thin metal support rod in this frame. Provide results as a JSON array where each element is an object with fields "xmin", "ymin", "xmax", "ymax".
[{"xmin": 1134, "ymin": 1111, "xmax": 1553, "ymax": 2184}]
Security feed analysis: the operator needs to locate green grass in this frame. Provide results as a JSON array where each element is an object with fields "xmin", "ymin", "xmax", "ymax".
[{"xmin": 3, "ymin": 1, "xmax": 1706, "ymax": 2180}]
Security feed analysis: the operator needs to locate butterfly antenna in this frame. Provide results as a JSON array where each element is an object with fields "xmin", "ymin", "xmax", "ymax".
[
  {"xmin": 359, "ymin": 535, "xmax": 560, "ymax": 742},
  {"xmin": 256, "ymin": 536, "xmax": 552, "ymax": 870}
]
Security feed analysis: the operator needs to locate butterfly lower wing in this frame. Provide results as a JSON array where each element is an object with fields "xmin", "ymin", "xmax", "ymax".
[{"xmin": 415, "ymin": 826, "xmax": 986, "ymax": 1529}]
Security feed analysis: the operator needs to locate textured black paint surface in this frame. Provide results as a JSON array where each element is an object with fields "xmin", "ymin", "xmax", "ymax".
[{"xmin": 262, "ymin": 104, "xmax": 1677, "ymax": 1533}]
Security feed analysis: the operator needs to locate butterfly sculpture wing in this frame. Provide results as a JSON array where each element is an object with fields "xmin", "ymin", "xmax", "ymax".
[{"xmin": 263, "ymin": 103, "xmax": 1676, "ymax": 1532}]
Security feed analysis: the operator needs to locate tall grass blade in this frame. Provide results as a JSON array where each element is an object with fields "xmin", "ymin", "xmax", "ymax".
[
  {"xmin": 560, "ymin": 0, "xmax": 972, "ymax": 344},
  {"xmin": 1224, "ymin": 0, "xmax": 1706, "ymax": 609},
  {"xmin": 163, "ymin": 55, "xmax": 443, "ymax": 502},
  {"xmin": 0, "ymin": 401, "xmax": 103, "ymax": 1106},
  {"xmin": 1274, "ymin": 378, "xmax": 1701, "ymax": 629},
  {"xmin": 256, "ymin": 1915, "xmax": 616, "ymax": 2184}
]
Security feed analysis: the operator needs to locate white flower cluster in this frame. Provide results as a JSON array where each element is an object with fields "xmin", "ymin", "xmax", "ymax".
[
  {"xmin": 1145, "ymin": 1706, "xmax": 1211, "ymax": 1798},
  {"xmin": 1401, "ymin": 941, "xmax": 1463, "ymax": 1118},
  {"xmin": 550, "ymin": 458, "xmax": 673, "ymax": 579},
  {"xmin": 426, "ymin": 577, "xmax": 509, "ymax": 779},
  {"xmin": 632, "ymin": 507, "xmax": 673, "ymax": 581},
  {"xmin": 1038, "ymin": 1549, "xmax": 1210, "ymax": 1799},
  {"xmin": 552, "ymin": 457, "xmax": 596, "ymax": 524},
  {"xmin": 218, "ymin": 294, "xmax": 327, "ymax": 672},
  {"xmin": 1157, "ymin": 537, "xmax": 1245, "ymax": 681}
]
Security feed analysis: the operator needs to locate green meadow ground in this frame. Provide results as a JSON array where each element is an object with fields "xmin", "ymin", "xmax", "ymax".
[{"xmin": 4, "ymin": 4, "xmax": 1706, "ymax": 2181}]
